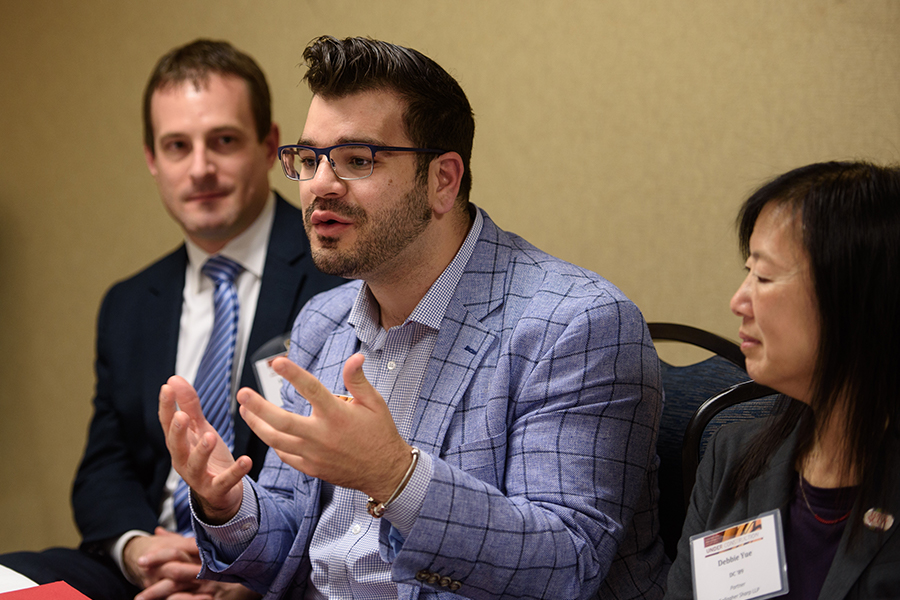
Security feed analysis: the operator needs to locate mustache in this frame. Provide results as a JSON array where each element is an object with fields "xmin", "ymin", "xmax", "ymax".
[{"xmin": 304, "ymin": 198, "xmax": 367, "ymax": 223}]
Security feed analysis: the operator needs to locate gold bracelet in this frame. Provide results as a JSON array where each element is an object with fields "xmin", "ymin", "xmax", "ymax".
[{"xmin": 367, "ymin": 447, "xmax": 420, "ymax": 518}]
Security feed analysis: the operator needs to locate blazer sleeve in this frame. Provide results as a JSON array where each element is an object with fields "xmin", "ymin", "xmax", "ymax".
[
  {"xmin": 73, "ymin": 282, "xmax": 173, "ymax": 547},
  {"xmin": 389, "ymin": 295, "xmax": 664, "ymax": 599}
]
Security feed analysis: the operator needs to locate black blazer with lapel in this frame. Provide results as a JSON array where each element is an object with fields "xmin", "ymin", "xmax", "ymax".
[
  {"xmin": 72, "ymin": 194, "xmax": 343, "ymax": 549},
  {"xmin": 666, "ymin": 419, "xmax": 900, "ymax": 599}
]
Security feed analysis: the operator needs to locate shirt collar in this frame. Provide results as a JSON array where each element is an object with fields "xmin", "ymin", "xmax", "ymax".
[
  {"xmin": 184, "ymin": 191, "xmax": 276, "ymax": 285},
  {"xmin": 349, "ymin": 207, "xmax": 484, "ymax": 341}
]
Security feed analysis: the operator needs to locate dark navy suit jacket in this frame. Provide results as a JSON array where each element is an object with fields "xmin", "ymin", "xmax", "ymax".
[{"xmin": 72, "ymin": 193, "xmax": 342, "ymax": 549}]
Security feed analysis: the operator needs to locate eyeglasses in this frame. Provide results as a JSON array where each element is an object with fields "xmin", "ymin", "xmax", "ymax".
[{"xmin": 277, "ymin": 143, "xmax": 446, "ymax": 181}]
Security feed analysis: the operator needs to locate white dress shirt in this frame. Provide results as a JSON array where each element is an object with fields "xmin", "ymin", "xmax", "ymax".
[{"xmin": 109, "ymin": 193, "xmax": 276, "ymax": 578}]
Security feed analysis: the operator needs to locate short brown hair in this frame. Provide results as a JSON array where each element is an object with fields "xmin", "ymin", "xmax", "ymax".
[
  {"xmin": 143, "ymin": 39, "xmax": 272, "ymax": 154},
  {"xmin": 302, "ymin": 36, "xmax": 475, "ymax": 202}
]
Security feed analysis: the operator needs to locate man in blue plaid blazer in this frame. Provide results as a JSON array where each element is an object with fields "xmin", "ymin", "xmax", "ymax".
[{"xmin": 160, "ymin": 36, "xmax": 668, "ymax": 599}]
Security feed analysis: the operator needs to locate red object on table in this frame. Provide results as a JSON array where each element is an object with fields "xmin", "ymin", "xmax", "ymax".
[{"xmin": 0, "ymin": 581, "xmax": 90, "ymax": 599}]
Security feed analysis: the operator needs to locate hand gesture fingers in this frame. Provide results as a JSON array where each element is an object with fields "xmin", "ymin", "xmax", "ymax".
[
  {"xmin": 135, "ymin": 576, "xmax": 209, "ymax": 600},
  {"xmin": 153, "ymin": 560, "xmax": 203, "ymax": 585},
  {"xmin": 272, "ymin": 356, "xmax": 344, "ymax": 417},
  {"xmin": 159, "ymin": 377, "xmax": 250, "ymax": 523},
  {"xmin": 136, "ymin": 576, "xmax": 184, "ymax": 600},
  {"xmin": 238, "ymin": 354, "xmax": 412, "ymax": 499}
]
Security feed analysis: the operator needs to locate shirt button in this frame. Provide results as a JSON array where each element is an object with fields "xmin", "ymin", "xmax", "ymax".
[
  {"xmin": 387, "ymin": 360, "xmax": 397, "ymax": 370},
  {"xmin": 240, "ymin": 522, "xmax": 253, "ymax": 531},
  {"xmin": 351, "ymin": 524, "xmax": 362, "ymax": 535}
]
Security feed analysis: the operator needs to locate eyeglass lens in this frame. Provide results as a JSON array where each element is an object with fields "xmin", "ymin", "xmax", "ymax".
[{"xmin": 283, "ymin": 146, "xmax": 375, "ymax": 181}]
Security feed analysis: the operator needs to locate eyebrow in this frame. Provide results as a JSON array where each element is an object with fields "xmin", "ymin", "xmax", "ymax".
[
  {"xmin": 748, "ymin": 250, "xmax": 774, "ymax": 264},
  {"xmin": 295, "ymin": 135, "xmax": 386, "ymax": 147},
  {"xmin": 159, "ymin": 126, "xmax": 242, "ymax": 141},
  {"xmin": 748, "ymin": 250, "xmax": 798, "ymax": 274}
]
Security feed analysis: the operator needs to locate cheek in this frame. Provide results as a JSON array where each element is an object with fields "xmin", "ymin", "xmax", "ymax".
[
  {"xmin": 154, "ymin": 163, "xmax": 188, "ymax": 189},
  {"xmin": 223, "ymin": 156, "xmax": 253, "ymax": 181},
  {"xmin": 800, "ymin": 309, "xmax": 820, "ymax": 361},
  {"xmin": 298, "ymin": 183, "xmax": 314, "ymax": 206}
]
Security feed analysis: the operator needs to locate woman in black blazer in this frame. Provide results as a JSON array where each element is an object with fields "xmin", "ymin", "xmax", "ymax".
[{"xmin": 666, "ymin": 161, "xmax": 900, "ymax": 600}]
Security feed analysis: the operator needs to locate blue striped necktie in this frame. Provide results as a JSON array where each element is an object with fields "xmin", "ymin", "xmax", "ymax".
[{"xmin": 173, "ymin": 254, "xmax": 243, "ymax": 535}]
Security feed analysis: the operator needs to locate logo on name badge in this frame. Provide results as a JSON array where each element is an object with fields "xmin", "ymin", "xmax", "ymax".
[{"xmin": 863, "ymin": 508, "xmax": 894, "ymax": 532}]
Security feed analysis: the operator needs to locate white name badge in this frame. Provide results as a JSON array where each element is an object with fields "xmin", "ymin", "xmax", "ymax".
[
  {"xmin": 253, "ymin": 349, "xmax": 288, "ymax": 407},
  {"xmin": 690, "ymin": 509, "xmax": 788, "ymax": 600}
]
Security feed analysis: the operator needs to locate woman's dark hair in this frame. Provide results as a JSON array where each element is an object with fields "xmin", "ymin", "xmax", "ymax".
[
  {"xmin": 143, "ymin": 39, "xmax": 272, "ymax": 154},
  {"xmin": 301, "ymin": 36, "xmax": 475, "ymax": 203},
  {"xmin": 733, "ymin": 161, "xmax": 900, "ymax": 540}
]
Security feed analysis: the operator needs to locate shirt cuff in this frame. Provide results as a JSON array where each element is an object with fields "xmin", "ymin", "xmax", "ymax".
[
  {"xmin": 193, "ymin": 477, "xmax": 260, "ymax": 563},
  {"xmin": 383, "ymin": 450, "xmax": 434, "ymax": 540},
  {"xmin": 110, "ymin": 530, "xmax": 152, "ymax": 586}
]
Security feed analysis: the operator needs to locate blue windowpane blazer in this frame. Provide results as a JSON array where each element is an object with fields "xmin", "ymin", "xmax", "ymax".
[{"xmin": 197, "ymin": 209, "xmax": 668, "ymax": 600}]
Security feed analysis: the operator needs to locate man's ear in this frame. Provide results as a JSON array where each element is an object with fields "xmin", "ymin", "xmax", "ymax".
[
  {"xmin": 430, "ymin": 152, "xmax": 464, "ymax": 215},
  {"xmin": 144, "ymin": 144, "xmax": 158, "ymax": 177},
  {"xmin": 263, "ymin": 122, "xmax": 280, "ymax": 167}
]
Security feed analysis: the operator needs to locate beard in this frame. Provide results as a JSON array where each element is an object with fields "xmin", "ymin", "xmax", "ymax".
[{"xmin": 304, "ymin": 181, "xmax": 433, "ymax": 279}]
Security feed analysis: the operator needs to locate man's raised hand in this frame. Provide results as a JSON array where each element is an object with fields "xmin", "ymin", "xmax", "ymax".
[
  {"xmin": 159, "ymin": 376, "xmax": 251, "ymax": 524},
  {"xmin": 236, "ymin": 354, "xmax": 412, "ymax": 502}
]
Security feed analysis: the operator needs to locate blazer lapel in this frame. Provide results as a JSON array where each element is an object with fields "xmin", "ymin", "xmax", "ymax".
[
  {"xmin": 818, "ymin": 448, "xmax": 900, "ymax": 600},
  {"xmin": 750, "ymin": 426, "xmax": 900, "ymax": 600},
  {"xmin": 142, "ymin": 247, "xmax": 187, "ymax": 454},
  {"xmin": 407, "ymin": 213, "xmax": 509, "ymax": 454},
  {"xmin": 235, "ymin": 194, "xmax": 309, "ymax": 458},
  {"xmin": 409, "ymin": 301, "xmax": 496, "ymax": 454},
  {"xmin": 746, "ymin": 431, "xmax": 796, "ymax": 517},
  {"xmin": 240, "ymin": 193, "xmax": 309, "ymax": 388}
]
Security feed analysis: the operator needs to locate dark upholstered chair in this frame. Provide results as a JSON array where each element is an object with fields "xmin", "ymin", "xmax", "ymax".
[
  {"xmin": 681, "ymin": 379, "xmax": 779, "ymax": 502},
  {"xmin": 649, "ymin": 322, "xmax": 754, "ymax": 559}
]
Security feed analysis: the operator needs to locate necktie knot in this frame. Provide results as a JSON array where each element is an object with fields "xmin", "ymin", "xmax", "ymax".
[{"xmin": 202, "ymin": 255, "xmax": 242, "ymax": 286}]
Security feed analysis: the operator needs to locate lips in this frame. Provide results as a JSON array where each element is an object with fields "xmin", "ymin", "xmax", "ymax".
[
  {"xmin": 186, "ymin": 189, "xmax": 230, "ymax": 202},
  {"xmin": 309, "ymin": 209, "xmax": 353, "ymax": 236},
  {"xmin": 738, "ymin": 331, "xmax": 760, "ymax": 350},
  {"xmin": 310, "ymin": 210, "xmax": 352, "ymax": 226}
]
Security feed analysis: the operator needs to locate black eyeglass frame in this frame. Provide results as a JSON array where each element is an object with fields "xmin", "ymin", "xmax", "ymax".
[{"xmin": 277, "ymin": 143, "xmax": 446, "ymax": 181}]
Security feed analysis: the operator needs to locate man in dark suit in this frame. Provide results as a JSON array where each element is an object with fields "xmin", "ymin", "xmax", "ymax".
[{"xmin": 0, "ymin": 40, "xmax": 341, "ymax": 600}]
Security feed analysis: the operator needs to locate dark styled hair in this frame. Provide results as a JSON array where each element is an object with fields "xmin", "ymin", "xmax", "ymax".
[
  {"xmin": 734, "ymin": 161, "xmax": 900, "ymax": 539},
  {"xmin": 301, "ymin": 36, "xmax": 475, "ymax": 202},
  {"xmin": 142, "ymin": 39, "xmax": 272, "ymax": 154}
]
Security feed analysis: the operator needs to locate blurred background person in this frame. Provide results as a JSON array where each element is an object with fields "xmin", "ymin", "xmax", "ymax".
[{"xmin": 0, "ymin": 39, "xmax": 342, "ymax": 600}]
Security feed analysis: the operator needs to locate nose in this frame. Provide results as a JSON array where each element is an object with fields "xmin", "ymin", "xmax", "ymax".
[
  {"xmin": 306, "ymin": 154, "xmax": 345, "ymax": 197},
  {"xmin": 730, "ymin": 273, "xmax": 752, "ymax": 317},
  {"xmin": 189, "ymin": 145, "xmax": 216, "ymax": 180}
]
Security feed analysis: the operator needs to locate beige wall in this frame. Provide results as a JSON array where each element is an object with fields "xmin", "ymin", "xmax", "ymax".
[{"xmin": 1, "ymin": 0, "xmax": 897, "ymax": 551}]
